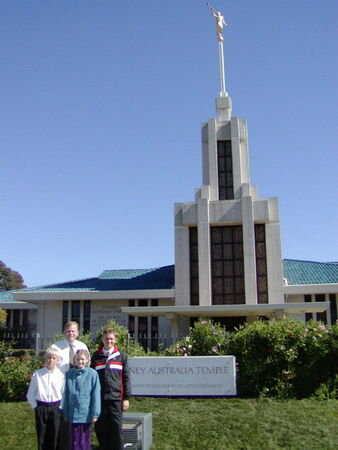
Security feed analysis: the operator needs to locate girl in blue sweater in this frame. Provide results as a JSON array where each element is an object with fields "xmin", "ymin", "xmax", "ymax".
[{"xmin": 63, "ymin": 349, "xmax": 101, "ymax": 450}]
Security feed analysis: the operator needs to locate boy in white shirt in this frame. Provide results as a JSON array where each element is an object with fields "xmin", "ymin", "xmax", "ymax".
[{"xmin": 27, "ymin": 347, "xmax": 65, "ymax": 450}]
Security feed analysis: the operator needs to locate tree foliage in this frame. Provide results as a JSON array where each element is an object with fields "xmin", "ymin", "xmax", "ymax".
[
  {"xmin": 0, "ymin": 261, "xmax": 26, "ymax": 291},
  {"xmin": 0, "ymin": 309, "xmax": 7, "ymax": 324}
]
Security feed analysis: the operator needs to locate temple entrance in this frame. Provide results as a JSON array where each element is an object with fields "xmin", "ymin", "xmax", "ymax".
[{"xmin": 212, "ymin": 316, "xmax": 246, "ymax": 331}]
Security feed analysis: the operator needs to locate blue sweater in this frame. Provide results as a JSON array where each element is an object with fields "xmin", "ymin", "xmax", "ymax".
[{"xmin": 63, "ymin": 367, "xmax": 101, "ymax": 423}]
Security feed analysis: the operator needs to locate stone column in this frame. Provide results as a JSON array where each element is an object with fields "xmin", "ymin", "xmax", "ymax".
[
  {"xmin": 241, "ymin": 193, "xmax": 258, "ymax": 305},
  {"xmin": 174, "ymin": 205, "xmax": 191, "ymax": 306},
  {"xmin": 265, "ymin": 222, "xmax": 284, "ymax": 304},
  {"xmin": 197, "ymin": 198, "xmax": 212, "ymax": 306}
]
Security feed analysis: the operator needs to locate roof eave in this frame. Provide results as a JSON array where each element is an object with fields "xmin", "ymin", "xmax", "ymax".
[
  {"xmin": 121, "ymin": 302, "xmax": 330, "ymax": 318},
  {"xmin": 284, "ymin": 283, "xmax": 338, "ymax": 295},
  {"xmin": 0, "ymin": 301, "xmax": 38, "ymax": 309},
  {"xmin": 13, "ymin": 288, "xmax": 175, "ymax": 301}
]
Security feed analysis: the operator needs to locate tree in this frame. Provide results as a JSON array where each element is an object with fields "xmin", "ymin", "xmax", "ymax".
[
  {"xmin": 0, "ymin": 261, "xmax": 26, "ymax": 291},
  {"xmin": 0, "ymin": 309, "xmax": 6, "ymax": 324}
]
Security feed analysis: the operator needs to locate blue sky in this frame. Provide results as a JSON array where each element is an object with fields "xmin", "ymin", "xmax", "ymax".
[{"xmin": 1, "ymin": 0, "xmax": 337, "ymax": 287}]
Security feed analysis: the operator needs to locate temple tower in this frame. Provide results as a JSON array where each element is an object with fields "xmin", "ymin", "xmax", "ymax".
[{"xmin": 174, "ymin": 7, "xmax": 284, "ymax": 323}]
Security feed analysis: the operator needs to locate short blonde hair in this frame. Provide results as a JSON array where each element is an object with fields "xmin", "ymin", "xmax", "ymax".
[
  {"xmin": 74, "ymin": 349, "xmax": 90, "ymax": 367},
  {"xmin": 63, "ymin": 321, "xmax": 79, "ymax": 332},
  {"xmin": 44, "ymin": 347, "xmax": 61, "ymax": 361}
]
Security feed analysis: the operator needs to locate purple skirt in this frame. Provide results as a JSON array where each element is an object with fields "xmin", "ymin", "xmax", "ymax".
[{"xmin": 71, "ymin": 422, "xmax": 92, "ymax": 450}]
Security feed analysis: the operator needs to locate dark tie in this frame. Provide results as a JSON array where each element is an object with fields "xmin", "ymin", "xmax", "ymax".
[{"xmin": 69, "ymin": 344, "xmax": 75, "ymax": 367}]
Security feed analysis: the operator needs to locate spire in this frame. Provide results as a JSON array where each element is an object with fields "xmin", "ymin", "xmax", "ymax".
[{"xmin": 207, "ymin": 3, "xmax": 232, "ymax": 121}]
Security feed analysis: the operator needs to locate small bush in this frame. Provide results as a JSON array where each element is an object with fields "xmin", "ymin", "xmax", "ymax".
[
  {"xmin": 77, "ymin": 331, "xmax": 97, "ymax": 354},
  {"xmin": 311, "ymin": 375, "xmax": 338, "ymax": 400},
  {"xmin": 228, "ymin": 318, "xmax": 303, "ymax": 397},
  {"xmin": 229, "ymin": 318, "xmax": 338, "ymax": 398},
  {"xmin": 95, "ymin": 319, "xmax": 146, "ymax": 356},
  {"xmin": 166, "ymin": 318, "xmax": 231, "ymax": 356},
  {"xmin": 293, "ymin": 321, "xmax": 338, "ymax": 397},
  {"xmin": 0, "ymin": 341, "xmax": 42, "ymax": 401}
]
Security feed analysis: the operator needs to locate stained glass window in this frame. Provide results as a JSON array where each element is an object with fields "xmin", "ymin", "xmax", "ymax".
[
  {"xmin": 255, "ymin": 224, "xmax": 268, "ymax": 304},
  {"xmin": 217, "ymin": 141, "xmax": 234, "ymax": 200},
  {"xmin": 190, "ymin": 227, "xmax": 199, "ymax": 305},
  {"xmin": 211, "ymin": 225, "xmax": 245, "ymax": 304}
]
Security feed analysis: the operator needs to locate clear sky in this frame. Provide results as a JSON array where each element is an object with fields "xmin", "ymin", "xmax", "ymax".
[{"xmin": 1, "ymin": 0, "xmax": 337, "ymax": 288}]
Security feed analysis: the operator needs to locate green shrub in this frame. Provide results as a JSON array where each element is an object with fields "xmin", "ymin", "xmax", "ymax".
[
  {"xmin": 0, "ymin": 339, "xmax": 13, "ymax": 359},
  {"xmin": 311, "ymin": 374, "xmax": 338, "ymax": 400},
  {"xmin": 293, "ymin": 321, "xmax": 338, "ymax": 398},
  {"xmin": 0, "ymin": 341, "xmax": 42, "ymax": 401},
  {"xmin": 166, "ymin": 318, "xmax": 231, "ymax": 356},
  {"xmin": 95, "ymin": 319, "xmax": 146, "ymax": 356},
  {"xmin": 77, "ymin": 331, "xmax": 97, "ymax": 354},
  {"xmin": 229, "ymin": 318, "xmax": 338, "ymax": 399},
  {"xmin": 165, "ymin": 317, "xmax": 338, "ymax": 399},
  {"xmin": 228, "ymin": 318, "xmax": 303, "ymax": 397}
]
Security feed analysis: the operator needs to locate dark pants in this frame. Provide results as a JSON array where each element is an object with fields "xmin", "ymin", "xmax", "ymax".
[
  {"xmin": 95, "ymin": 401, "xmax": 123, "ymax": 450},
  {"xmin": 35, "ymin": 401, "xmax": 61, "ymax": 450},
  {"xmin": 58, "ymin": 416, "xmax": 71, "ymax": 450}
]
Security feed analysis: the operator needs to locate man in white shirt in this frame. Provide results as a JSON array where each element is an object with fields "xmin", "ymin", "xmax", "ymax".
[
  {"xmin": 27, "ymin": 347, "xmax": 65, "ymax": 450},
  {"xmin": 52, "ymin": 321, "xmax": 89, "ymax": 373}
]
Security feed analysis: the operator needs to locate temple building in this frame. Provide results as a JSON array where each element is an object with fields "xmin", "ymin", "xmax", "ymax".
[{"xmin": 1, "ymin": 12, "xmax": 337, "ymax": 348}]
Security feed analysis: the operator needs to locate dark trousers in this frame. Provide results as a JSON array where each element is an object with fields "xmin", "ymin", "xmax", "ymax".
[
  {"xmin": 58, "ymin": 416, "xmax": 71, "ymax": 450},
  {"xmin": 95, "ymin": 401, "xmax": 123, "ymax": 450},
  {"xmin": 35, "ymin": 402, "xmax": 61, "ymax": 450}
]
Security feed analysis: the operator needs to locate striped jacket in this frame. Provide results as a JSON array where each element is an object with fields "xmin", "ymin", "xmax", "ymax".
[{"xmin": 91, "ymin": 346, "xmax": 130, "ymax": 402}]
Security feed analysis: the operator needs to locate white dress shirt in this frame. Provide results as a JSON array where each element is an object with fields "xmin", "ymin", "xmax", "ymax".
[
  {"xmin": 27, "ymin": 366, "xmax": 65, "ymax": 409},
  {"xmin": 51, "ymin": 338, "xmax": 89, "ymax": 373}
]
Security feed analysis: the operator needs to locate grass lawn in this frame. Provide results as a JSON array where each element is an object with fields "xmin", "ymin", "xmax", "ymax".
[{"xmin": 0, "ymin": 398, "xmax": 337, "ymax": 449}]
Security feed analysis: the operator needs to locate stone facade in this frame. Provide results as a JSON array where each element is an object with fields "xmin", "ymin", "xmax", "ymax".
[{"xmin": 175, "ymin": 96, "xmax": 284, "ymax": 312}]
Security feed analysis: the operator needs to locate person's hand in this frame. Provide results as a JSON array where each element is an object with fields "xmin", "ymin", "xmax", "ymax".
[
  {"xmin": 92, "ymin": 418, "xmax": 98, "ymax": 423},
  {"xmin": 122, "ymin": 400, "xmax": 130, "ymax": 411}
]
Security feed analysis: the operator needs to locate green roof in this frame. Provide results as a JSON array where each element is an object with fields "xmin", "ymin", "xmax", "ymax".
[
  {"xmin": 98, "ymin": 268, "xmax": 157, "ymax": 280},
  {"xmin": 1, "ymin": 261, "xmax": 336, "ymax": 304},
  {"xmin": 0, "ymin": 290, "xmax": 26, "ymax": 304},
  {"xmin": 283, "ymin": 259, "xmax": 338, "ymax": 285},
  {"xmin": 25, "ymin": 265, "xmax": 175, "ymax": 292}
]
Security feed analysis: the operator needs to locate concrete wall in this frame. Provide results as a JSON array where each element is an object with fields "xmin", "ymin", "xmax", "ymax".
[
  {"xmin": 35, "ymin": 297, "xmax": 175, "ymax": 339},
  {"xmin": 174, "ymin": 105, "xmax": 284, "ymax": 309},
  {"xmin": 285, "ymin": 292, "xmax": 338, "ymax": 325}
]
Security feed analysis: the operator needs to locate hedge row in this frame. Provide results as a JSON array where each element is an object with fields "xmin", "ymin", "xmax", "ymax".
[
  {"xmin": 0, "ymin": 318, "xmax": 337, "ymax": 401},
  {"xmin": 167, "ymin": 318, "xmax": 338, "ymax": 399}
]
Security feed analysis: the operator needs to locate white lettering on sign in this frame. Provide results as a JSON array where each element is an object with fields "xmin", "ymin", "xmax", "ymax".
[{"xmin": 129, "ymin": 356, "xmax": 236, "ymax": 397}]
